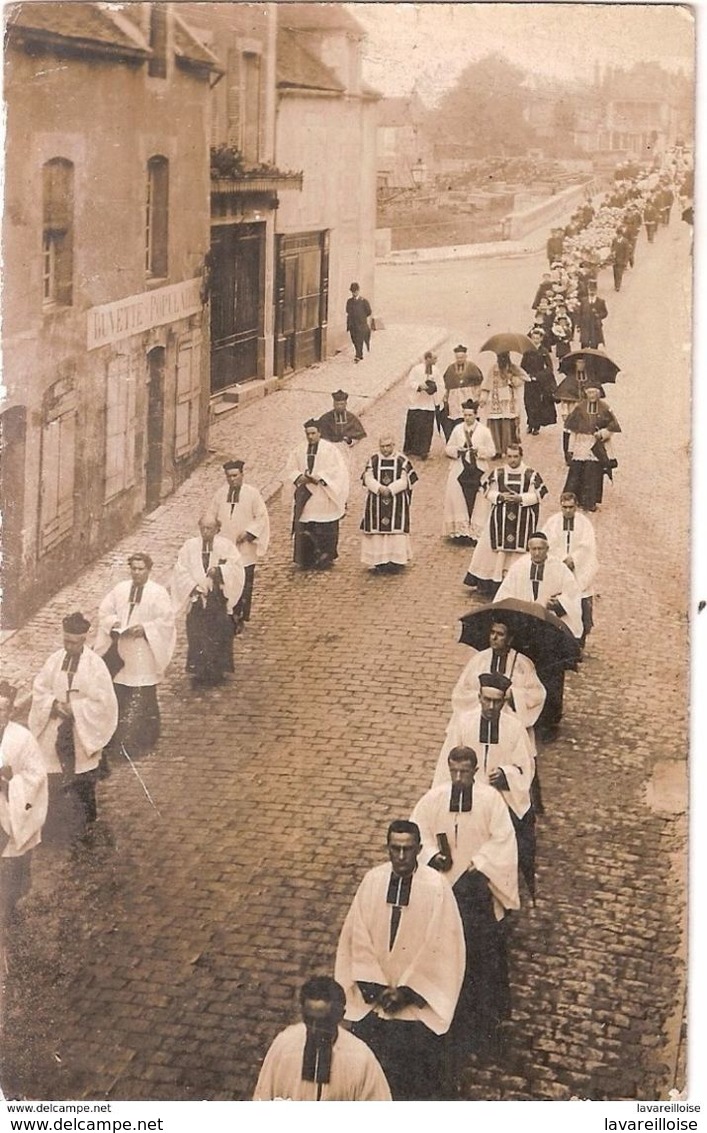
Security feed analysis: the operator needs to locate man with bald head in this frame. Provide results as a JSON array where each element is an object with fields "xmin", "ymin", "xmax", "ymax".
[{"xmin": 360, "ymin": 435, "xmax": 418, "ymax": 573}]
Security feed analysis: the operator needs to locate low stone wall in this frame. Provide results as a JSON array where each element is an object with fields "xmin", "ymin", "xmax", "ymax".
[{"xmin": 502, "ymin": 180, "xmax": 596, "ymax": 240}]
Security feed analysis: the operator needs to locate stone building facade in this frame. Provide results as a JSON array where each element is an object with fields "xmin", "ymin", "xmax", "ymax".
[{"xmin": 1, "ymin": 3, "xmax": 218, "ymax": 626}]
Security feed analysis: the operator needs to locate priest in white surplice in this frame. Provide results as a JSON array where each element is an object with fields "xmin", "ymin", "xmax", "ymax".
[
  {"xmin": 335, "ymin": 819, "xmax": 465, "ymax": 1100},
  {"xmin": 451, "ymin": 616, "xmax": 546, "ymax": 754},
  {"xmin": 29, "ymin": 612, "xmax": 118, "ymax": 841},
  {"xmin": 1, "ymin": 682, "xmax": 49, "ymax": 928},
  {"xmin": 412, "ymin": 746, "xmax": 518, "ymax": 1059},
  {"xmin": 287, "ymin": 419, "xmax": 349, "ymax": 571},
  {"xmin": 95, "ymin": 553, "xmax": 176, "ymax": 758},
  {"xmin": 494, "ymin": 531, "xmax": 582, "ymax": 741},
  {"xmin": 209, "ymin": 460, "xmax": 270, "ymax": 628},
  {"xmin": 433, "ymin": 672, "xmax": 536, "ymax": 904},
  {"xmin": 544, "ymin": 491, "xmax": 598, "ymax": 649},
  {"xmin": 171, "ymin": 516, "xmax": 245, "ymax": 686},
  {"xmin": 442, "ymin": 401, "xmax": 495, "ymax": 542},
  {"xmin": 253, "ymin": 976, "xmax": 391, "ymax": 1101}
]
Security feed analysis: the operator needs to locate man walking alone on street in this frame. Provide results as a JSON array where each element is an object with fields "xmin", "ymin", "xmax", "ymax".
[{"xmin": 345, "ymin": 282, "xmax": 372, "ymax": 362}]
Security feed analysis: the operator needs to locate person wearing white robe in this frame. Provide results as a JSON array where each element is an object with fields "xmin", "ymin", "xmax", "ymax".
[
  {"xmin": 412, "ymin": 747, "xmax": 518, "ymax": 1057},
  {"xmin": 544, "ymin": 492, "xmax": 598, "ymax": 648},
  {"xmin": 171, "ymin": 516, "xmax": 245, "ymax": 686},
  {"xmin": 95, "ymin": 554, "xmax": 176, "ymax": 757},
  {"xmin": 434, "ymin": 673, "xmax": 536, "ymax": 902},
  {"xmin": 335, "ymin": 820, "xmax": 465, "ymax": 1100},
  {"xmin": 209, "ymin": 460, "xmax": 270, "ymax": 626},
  {"xmin": 286, "ymin": 420, "xmax": 349, "ymax": 570},
  {"xmin": 495, "ymin": 532, "xmax": 583, "ymax": 740},
  {"xmin": 451, "ymin": 619, "xmax": 546, "ymax": 756},
  {"xmin": 253, "ymin": 976, "xmax": 391, "ymax": 1101},
  {"xmin": 443, "ymin": 404, "xmax": 495, "ymax": 542},
  {"xmin": 29, "ymin": 612, "xmax": 118, "ymax": 841},
  {"xmin": 403, "ymin": 352, "xmax": 441, "ymax": 460},
  {"xmin": 1, "ymin": 683, "xmax": 49, "ymax": 928},
  {"xmin": 360, "ymin": 435, "xmax": 417, "ymax": 571}
]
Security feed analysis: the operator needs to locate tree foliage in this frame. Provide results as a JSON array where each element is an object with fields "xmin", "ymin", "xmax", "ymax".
[{"xmin": 424, "ymin": 54, "xmax": 536, "ymax": 157}]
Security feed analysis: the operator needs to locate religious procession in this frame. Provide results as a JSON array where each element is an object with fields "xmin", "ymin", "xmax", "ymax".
[{"xmin": 1, "ymin": 139, "xmax": 692, "ymax": 1105}]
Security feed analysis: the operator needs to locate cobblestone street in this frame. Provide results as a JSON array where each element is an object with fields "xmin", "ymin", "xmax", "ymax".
[{"xmin": 0, "ymin": 219, "xmax": 691, "ymax": 1102}]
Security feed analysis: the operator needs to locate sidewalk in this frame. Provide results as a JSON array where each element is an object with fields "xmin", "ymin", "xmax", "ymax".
[{"xmin": 0, "ymin": 322, "xmax": 448, "ymax": 700}]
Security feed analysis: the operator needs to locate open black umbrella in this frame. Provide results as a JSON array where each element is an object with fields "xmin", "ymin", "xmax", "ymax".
[
  {"xmin": 480, "ymin": 332, "xmax": 535, "ymax": 355},
  {"xmin": 459, "ymin": 599, "xmax": 581, "ymax": 672},
  {"xmin": 554, "ymin": 374, "xmax": 605, "ymax": 402},
  {"xmin": 559, "ymin": 349, "xmax": 621, "ymax": 384}
]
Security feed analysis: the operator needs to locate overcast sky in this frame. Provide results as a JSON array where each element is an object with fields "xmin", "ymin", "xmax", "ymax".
[{"xmin": 348, "ymin": 3, "xmax": 696, "ymax": 102}]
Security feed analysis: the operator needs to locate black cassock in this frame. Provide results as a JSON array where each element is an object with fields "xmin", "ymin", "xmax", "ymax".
[{"xmin": 520, "ymin": 348, "xmax": 557, "ymax": 430}]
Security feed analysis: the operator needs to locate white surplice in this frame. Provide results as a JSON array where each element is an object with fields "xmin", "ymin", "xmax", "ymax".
[
  {"xmin": 433, "ymin": 706, "xmax": 534, "ymax": 819},
  {"xmin": 410, "ymin": 781, "xmax": 519, "ymax": 917},
  {"xmin": 29, "ymin": 648, "xmax": 119, "ymax": 774},
  {"xmin": 170, "ymin": 534, "xmax": 245, "ymax": 615},
  {"xmin": 253, "ymin": 1023, "xmax": 391, "ymax": 1101},
  {"xmin": 443, "ymin": 420, "xmax": 496, "ymax": 539},
  {"xmin": 209, "ymin": 483, "xmax": 271, "ymax": 569},
  {"xmin": 285, "ymin": 438, "xmax": 349, "ymax": 523},
  {"xmin": 335, "ymin": 862, "xmax": 465, "ymax": 1035},
  {"xmin": 544, "ymin": 511, "xmax": 598, "ymax": 598},
  {"xmin": 494, "ymin": 553, "xmax": 583, "ymax": 639},
  {"xmin": 94, "ymin": 579, "xmax": 176, "ymax": 686},
  {"xmin": 451, "ymin": 647, "xmax": 546, "ymax": 754},
  {"xmin": 0, "ymin": 722, "xmax": 49, "ymax": 857}
]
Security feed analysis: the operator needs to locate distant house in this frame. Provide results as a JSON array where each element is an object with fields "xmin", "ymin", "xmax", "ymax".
[
  {"xmin": 275, "ymin": 3, "xmax": 380, "ymax": 371},
  {"xmin": 573, "ymin": 64, "xmax": 693, "ymax": 159},
  {"xmin": 179, "ymin": 1, "xmax": 379, "ymax": 393},
  {"xmin": 2, "ymin": 2, "xmax": 218, "ymax": 627},
  {"xmin": 377, "ymin": 94, "xmax": 433, "ymax": 190}
]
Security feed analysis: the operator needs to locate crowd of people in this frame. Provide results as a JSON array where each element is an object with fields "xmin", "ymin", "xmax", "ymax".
[{"xmin": 0, "ymin": 152, "xmax": 691, "ymax": 1101}]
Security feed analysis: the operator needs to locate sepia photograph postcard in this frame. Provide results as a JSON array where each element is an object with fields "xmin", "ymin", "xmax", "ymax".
[{"xmin": 0, "ymin": 0, "xmax": 702, "ymax": 1125}]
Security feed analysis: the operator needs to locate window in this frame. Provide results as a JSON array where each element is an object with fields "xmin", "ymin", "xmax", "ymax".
[
  {"xmin": 226, "ymin": 49, "xmax": 241, "ymax": 146},
  {"xmin": 174, "ymin": 335, "xmax": 202, "ymax": 458},
  {"xmin": 104, "ymin": 356, "xmax": 137, "ymax": 501},
  {"xmin": 39, "ymin": 382, "xmax": 76, "ymax": 554},
  {"xmin": 296, "ymin": 248, "xmax": 322, "ymax": 332},
  {"xmin": 242, "ymin": 53, "xmax": 261, "ymax": 162},
  {"xmin": 148, "ymin": 4, "xmax": 168, "ymax": 79},
  {"xmin": 146, "ymin": 156, "xmax": 169, "ymax": 278},
  {"xmin": 42, "ymin": 158, "xmax": 73, "ymax": 307}
]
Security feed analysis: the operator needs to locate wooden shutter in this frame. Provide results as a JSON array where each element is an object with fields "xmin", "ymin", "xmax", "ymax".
[{"xmin": 40, "ymin": 411, "xmax": 76, "ymax": 553}]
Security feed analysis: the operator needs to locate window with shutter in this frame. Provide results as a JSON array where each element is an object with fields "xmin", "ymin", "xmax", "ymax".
[
  {"xmin": 242, "ymin": 53, "xmax": 261, "ymax": 162},
  {"xmin": 104, "ymin": 356, "xmax": 137, "ymax": 501},
  {"xmin": 175, "ymin": 335, "xmax": 202, "ymax": 459},
  {"xmin": 226, "ymin": 49, "xmax": 241, "ymax": 147},
  {"xmin": 42, "ymin": 159, "xmax": 73, "ymax": 308}
]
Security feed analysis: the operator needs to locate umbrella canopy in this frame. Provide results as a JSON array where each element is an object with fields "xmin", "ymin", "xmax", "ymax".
[
  {"xmin": 559, "ymin": 349, "xmax": 621, "ymax": 384},
  {"xmin": 443, "ymin": 362, "xmax": 483, "ymax": 390},
  {"xmin": 459, "ymin": 599, "xmax": 581, "ymax": 672},
  {"xmin": 480, "ymin": 332, "xmax": 536, "ymax": 355},
  {"xmin": 554, "ymin": 374, "xmax": 605, "ymax": 402}
]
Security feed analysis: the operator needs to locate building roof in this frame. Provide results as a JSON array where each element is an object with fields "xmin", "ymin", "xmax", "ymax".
[
  {"xmin": 173, "ymin": 12, "xmax": 223, "ymax": 74},
  {"xmin": 4, "ymin": 2, "xmax": 150, "ymax": 58},
  {"xmin": 277, "ymin": 26, "xmax": 345, "ymax": 93},
  {"xmin": 277, "ymin": 2, "xmax": 366, "ymax": 37}
]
